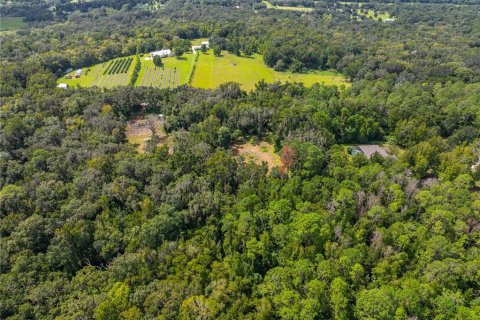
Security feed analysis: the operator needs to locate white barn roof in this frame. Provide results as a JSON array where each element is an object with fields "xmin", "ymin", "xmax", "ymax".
[{"xmin": 150, "ymin": 49, "xmax": 172, "ymax": 58}]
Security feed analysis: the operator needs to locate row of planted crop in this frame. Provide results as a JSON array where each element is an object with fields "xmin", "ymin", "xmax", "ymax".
[{"xmin": 103, "ymin": 57, "xmax": 133, "ymax": 75}]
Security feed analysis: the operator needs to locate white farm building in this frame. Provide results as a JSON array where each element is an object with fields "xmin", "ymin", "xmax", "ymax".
[
  {"xmin": 192, "ymin": 41, "xmax": 210, "ymax": 53},
  {"xmin": 150, "ymin": 49, "xmax": 173, "ymax": 58}
]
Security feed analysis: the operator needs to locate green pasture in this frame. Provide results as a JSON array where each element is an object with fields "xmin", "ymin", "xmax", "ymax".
[
  {"xmin": 135, "ymin": 53, "xmax": 196, "ymax": 87},
  {"xmin": 0, "ymin": 17, "xmax": 28, "ymax": 31},
  {"xmin": 262, "ymin": 1, "xmax": 314, "ymax": 12},
  {"xmin": 357, "ymin": 9, "xmax": 392, "ymax": 20},
  {"xmin": 57, "ymin": 48, "xmax": 348, "ymax": 91},
  {"xmin": 191, "ymin": 51, "xmax": 348, "ymax": 91}
]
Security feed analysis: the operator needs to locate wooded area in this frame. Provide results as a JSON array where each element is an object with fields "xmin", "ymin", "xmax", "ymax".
[{"xmin": 1, "ymin": 0, "xmax": 480, "ymax": 319}]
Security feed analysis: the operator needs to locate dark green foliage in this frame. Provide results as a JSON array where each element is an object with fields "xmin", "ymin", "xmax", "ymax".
[
  {"xmin": 1, "ymin": 1, "xmax": 480, "ymax": 319},
  {"xmin": 129, "ymin": 55, "xmax": 141, "ymax": 85},
  {"xmin": 153, "ymin": 55, "xmax": 162, "ymax": 67}
]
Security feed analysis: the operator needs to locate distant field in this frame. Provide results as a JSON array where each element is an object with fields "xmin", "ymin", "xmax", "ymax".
[
  {"xmin": 58, "ymin": 54, "xmax": 196, "ymax": 89},
  {"xmin": 58, "ymin": 48, "xmax": 348, "ymax": 90},
  {"xmin": 191, "ymin": 51, "xmax": 348, "ymax": 91},
  {"xmin": 262, "ymin": 1, "xmax": 314, "ymax": 12},
  {"xmin": 0, "ymin": 17, "xmax": 27, "ymax": 31},
  {"xmin": 135, "ymin": 54, "xmax": 196, "ymax": 87},
  {"xmin": 357, "ymin": 9, "xmax": 392, "ymax": 20}
]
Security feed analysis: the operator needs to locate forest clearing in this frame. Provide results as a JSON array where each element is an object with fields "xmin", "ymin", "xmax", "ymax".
[
  {"xmin": 58, "ymin": 49, "xmax": 348, "ymax": 91},
  {"xmin": 125, "ymin": 115, "xmax": 171, "ymax": 153},
  {"xmin": 231, "ymin": 140, "xmax": 281, "ymax": 170}
]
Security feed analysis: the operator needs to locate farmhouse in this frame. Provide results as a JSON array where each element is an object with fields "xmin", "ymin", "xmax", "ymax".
[
  {"xmin": 150, "ymin": 49, "xmax": 173, "ymax": 58},
  {"xmin": 192, "ymin": 45, "xmax": 202, "ymax": 52},
  {"xmin": 201, "ymin": 41, "xmax": 210, "ymax": 48},
  {"xmin": 351, "ymin": 145, "xmax": 389, "ymax": 158}
]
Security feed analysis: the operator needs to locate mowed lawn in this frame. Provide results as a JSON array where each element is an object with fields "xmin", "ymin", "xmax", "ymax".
[
  {"xmin": 0, "ymin": 17, "xmax": 28, "ymax": 31},
  {"xmin": 191, "ymin": 51, "xmax": 348, "ymax": 91},
  {"xmin": 57, "ymin": 49, "xmax": 348, "ymax": 90},
  {"xmin": 262, "ymin": 1, "xmax": 314, "ymax": 12}
]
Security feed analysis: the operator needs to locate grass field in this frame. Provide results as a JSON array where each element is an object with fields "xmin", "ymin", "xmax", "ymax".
[
  {"xmin": 191, "ymin": 51, "xmax": 348, "ymax": 91},
  {"xmin": 135, "ymin": 54, "xmax": 196, "ymax": 87},
  {"xmin": 0, "ymin": 17, "xmax": 28, "ymax": 31},
  {"xmin": 262, "ymin": 1, "xmax": 314, "ymax": 12},
  {"xmin": 357, "ymin": 9, "xmax": 392, "ymax": 20},
  {"xmin": 58, "ymin": 54, "xmax": 195, "ymax": 88},
  {"xmin": 58, "ymin": 47, "xmax": 348, "ymax": 91}
]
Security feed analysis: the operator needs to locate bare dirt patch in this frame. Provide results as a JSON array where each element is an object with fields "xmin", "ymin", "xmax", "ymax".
[
  {"xmin": 232, "ymin": 140, "xmax": 281, "ymax": 170},
  {"xmin": 125, "ymin": 115, "xmax": 170, "ymax": 153}
]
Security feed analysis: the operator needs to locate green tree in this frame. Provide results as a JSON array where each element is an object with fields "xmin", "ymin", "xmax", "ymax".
[{"xmin": 153, "ymin": 55, "xmax": 162, "ymax": 67}]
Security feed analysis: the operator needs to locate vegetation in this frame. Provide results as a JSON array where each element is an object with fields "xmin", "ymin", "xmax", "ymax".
[
  {"xmin": 0, "ymin": 16, "xmax": 27, "ymax": 31},
  {"xmin": 58, "ymin": 51, "xmax": 348, "ymax": 90},
  {"xmin": 192, "ymin": 50, "xmax": 348, "ymax": 91},
  {"xmin": 129, "ymin": 55, "xmax": 141, "ymax": 86},
  {"xmin": 1, "ymin": 0, "xmax": 480, "ymax": 319},
  {"xmin": 262, "ymin": 0, "xmax": 315, "ymax": 12}
]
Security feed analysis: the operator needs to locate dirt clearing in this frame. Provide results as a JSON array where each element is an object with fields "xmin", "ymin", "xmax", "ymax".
[
  {"xmin": 125, "ymin": 115, "xmax": 171, "ymax": 153},
  {"xmin": 232, "ymin": 141, "xmax": 281, "ymax": 170}
]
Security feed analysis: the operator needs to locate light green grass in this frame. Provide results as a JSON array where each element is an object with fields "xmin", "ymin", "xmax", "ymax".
[
  {"xmin": 357, "ymin": 9, "xmax": 392, "ymax": 20},
  {"xmin": 58, "ymin": 56, "xmax": 134, "ymax": 88},
  {"xmin": 58, "ymin": 53, "xmax": 196, "ymax": 89},
  {"xmin": 191, "ymin": 51, "xmax": 348, "ymax": 91},
  {"xmin": 57, "ymin": 48, "xmax": 348, "ymax": 91},
  {"xmin": 262, "ymin": 1, "xmax": 314, "ymax": 12},
  {"xmin": 135, "ymin": 54, "xmax": 196, "ymax": 87},
  {"xmin": 0, "ymin": 17, "xmax": 27, "ymax": 31}
]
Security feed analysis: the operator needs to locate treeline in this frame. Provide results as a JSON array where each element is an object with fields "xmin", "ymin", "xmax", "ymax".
[{"xmin": 0, "ymin": 0, "xmax": 53, "ymax": 21}]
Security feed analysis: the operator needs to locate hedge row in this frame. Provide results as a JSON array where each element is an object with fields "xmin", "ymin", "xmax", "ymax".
[{"xmin": 129, "ymin": 56, "xmax": 141, "ymax": 86}]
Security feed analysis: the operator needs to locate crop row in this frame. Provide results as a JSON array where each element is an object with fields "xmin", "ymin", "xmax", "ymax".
[{"xmin": 102, "ymin": 57, "xmax": 133, "ymax": 75}]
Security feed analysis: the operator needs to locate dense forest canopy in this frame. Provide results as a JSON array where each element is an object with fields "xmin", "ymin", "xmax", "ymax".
[{"xmin": 1, "ymin": 0, "xmax": 480, "ymax": 319}]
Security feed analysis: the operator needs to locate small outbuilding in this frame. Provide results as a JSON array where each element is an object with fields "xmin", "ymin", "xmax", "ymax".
[
  {"xmin": 57, "ymin": 83, "xmax": 68, "ymax": 89},
  {"xmin": 351, "ymin": 145, "xmax": 389, "ymax": 158},
  {"xmin": 74, "ymin": 69, "xmax": 83, "ymax": 78}
]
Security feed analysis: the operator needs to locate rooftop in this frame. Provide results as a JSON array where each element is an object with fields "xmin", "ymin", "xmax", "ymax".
[{"xmin": 356, "ymin": 145, "xmax": 389, "ymax": 158}]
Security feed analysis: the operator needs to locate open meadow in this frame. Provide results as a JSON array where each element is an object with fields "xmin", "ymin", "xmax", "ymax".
[
  {"xmin": 0, "ymin": 17, "xmax": 28, "ymax": 31},
  {"xmin": 191, "ymin": 51, "xmax": 348, "ymax": 91},
  {"xmin": 58, "ymin": 48, "xmax": 348, "ymax": 91},
  {"xmin": 262, "ymin": 1, "xmax": 314, "ymax": 12}
]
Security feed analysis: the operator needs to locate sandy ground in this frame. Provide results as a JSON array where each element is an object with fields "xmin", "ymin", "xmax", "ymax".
[
  {"xmin": 125, "ymin": 116, "xmax": 169, "ymax": 153},
  {"xmin": 232, "ymin": 141, "xmax": 281, "ymax": 170}
]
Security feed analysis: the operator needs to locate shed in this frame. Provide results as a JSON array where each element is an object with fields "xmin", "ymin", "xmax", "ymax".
[{"xmin": 356, "ymin": 145, "xmax": 389, "ymax": 158}]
